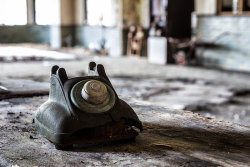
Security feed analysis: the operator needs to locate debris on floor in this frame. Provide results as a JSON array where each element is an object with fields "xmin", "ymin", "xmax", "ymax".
[
  {"xmin": 0, "ymin": 46, "xmax": 77, "ymax": 62},
  {"xmin": 1, "ymin": 47, "xmax": 250, "ymax": 165},
  {"xmin": 1, "ymin": 91, "xmax": 250, "ymax": 166}
]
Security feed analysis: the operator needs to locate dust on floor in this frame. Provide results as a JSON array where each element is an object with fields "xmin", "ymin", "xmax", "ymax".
[{"xmin": 1, "ymin": 45, "xmax": 250, "ymax": 126}]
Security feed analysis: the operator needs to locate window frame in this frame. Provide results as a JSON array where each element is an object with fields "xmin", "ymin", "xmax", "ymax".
[{"xmin": 218, "ymin": 0, "xmax": 250, "ymax": 15}]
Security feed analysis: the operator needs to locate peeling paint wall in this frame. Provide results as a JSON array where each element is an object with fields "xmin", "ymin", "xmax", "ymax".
[
  {"xmin": 195, "ymin": 0, "xmax": 217, "ymax": 15},
  {"xmin": 139, "ymin": 0, "xmax": 150, "ymax": 28},
  {"xmin": 0, "ymin": 25, "xmax": 50, "ymax": 44},
  {"xmin": 0, "ymin": 0, "xmax": 150, "ymax": 56},
  {"xmin": 122, "ymin": 0, "xmax": 150, "ymax": 28},
  {"xmin": 196, "ymin": 16, "xmax": 250, "ymax": 72},
  {"xmin": 75, "ymin": 26, "xmax": 122, "ymax": 56},
  {"xmin": 195, "ymin": 0, "xmax": 250, "ymax": 72},
  {"xmin": 0, "ymin": 25, "xmax": 122, "ymax": 56},
  {"xmin": 122, "ymin": 0, "xmax": 141, "ymax": 27}
]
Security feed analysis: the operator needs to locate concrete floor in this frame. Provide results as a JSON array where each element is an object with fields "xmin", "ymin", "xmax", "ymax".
[
  {"xmin": 1, "ymin": 46, "xmax": 250, "ymax": 126},
  {"xmin": 2, "ymin": 46, "xmax": 250, "ymax": 166},
  {"xmin": 2, "ymin": 93, "xmax": 250, "ymax": 166}
]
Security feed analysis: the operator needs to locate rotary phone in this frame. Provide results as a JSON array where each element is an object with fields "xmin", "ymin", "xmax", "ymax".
[{"xmin": 35, "ymin": 62, "xmax": 142, "ymax": 149}]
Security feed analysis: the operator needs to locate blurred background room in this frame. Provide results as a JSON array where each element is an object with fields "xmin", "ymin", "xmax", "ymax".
[{"xmin": 1, "ymin": 0, "xmax": 250, "ymax": 128}]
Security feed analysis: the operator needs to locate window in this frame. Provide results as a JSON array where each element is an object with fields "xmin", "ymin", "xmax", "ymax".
[
  {"xmin": 0, "ymin": 0, "xmax": 27, "ymax": 25},
  {"xmin": 35, "ymin": 0, "xmax": 60, "ymax": 25},
  {"xmin": 86, "ymin": 0, "xmax": 116, "ymax": 26},
  {"xmin": 218, "ymin": 0, "xmax": 250, "ymax": 15}
]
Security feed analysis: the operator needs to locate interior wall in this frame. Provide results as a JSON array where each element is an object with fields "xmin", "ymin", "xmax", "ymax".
[
  {"xmin": 27, "ymin": 0, "xmax": 35, "ymax": 24},
  {"xmin": 0, "ymin": 0, "xmax": 150, "ymax": 56},
  {"xmin": 122, "ymin": 0, "xmax": 141, "ymax": 27},
  {"xmin": 60, "ymin": 0, "xmax": 75, "ymax": 25},
  {"xmin": 0, "ymin": 25, "xmax": 50, "ymax": 44},
  {"xmin": 74, "ymin": 0, "xmax": 85, "ymax": 25},
  {"xmin": 75, "ymin": 26, "xmax": 122, "ymax": 56},
  {"xmin": 195, "ymin": 0, "xmax": 217, "ymax": 15},
  {"xmin": 196, "ymin": 16, "xmax": 250, "ymax": 72},
  {"xmin": 122, "ymin": 0, "xmax": 150, "ymax": 28}
]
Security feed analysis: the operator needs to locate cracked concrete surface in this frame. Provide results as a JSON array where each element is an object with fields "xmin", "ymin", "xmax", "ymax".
[
  {"xmin": 1, "ymin": 53, "xmax": 250, "ymax": 125},
  {"xmin": 1, "ymin": 96, "xmax": 250, "ymax": 166},
  {"xmin": 1, "ymin": 47, "xmax": 250, "ymax": 166}
]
